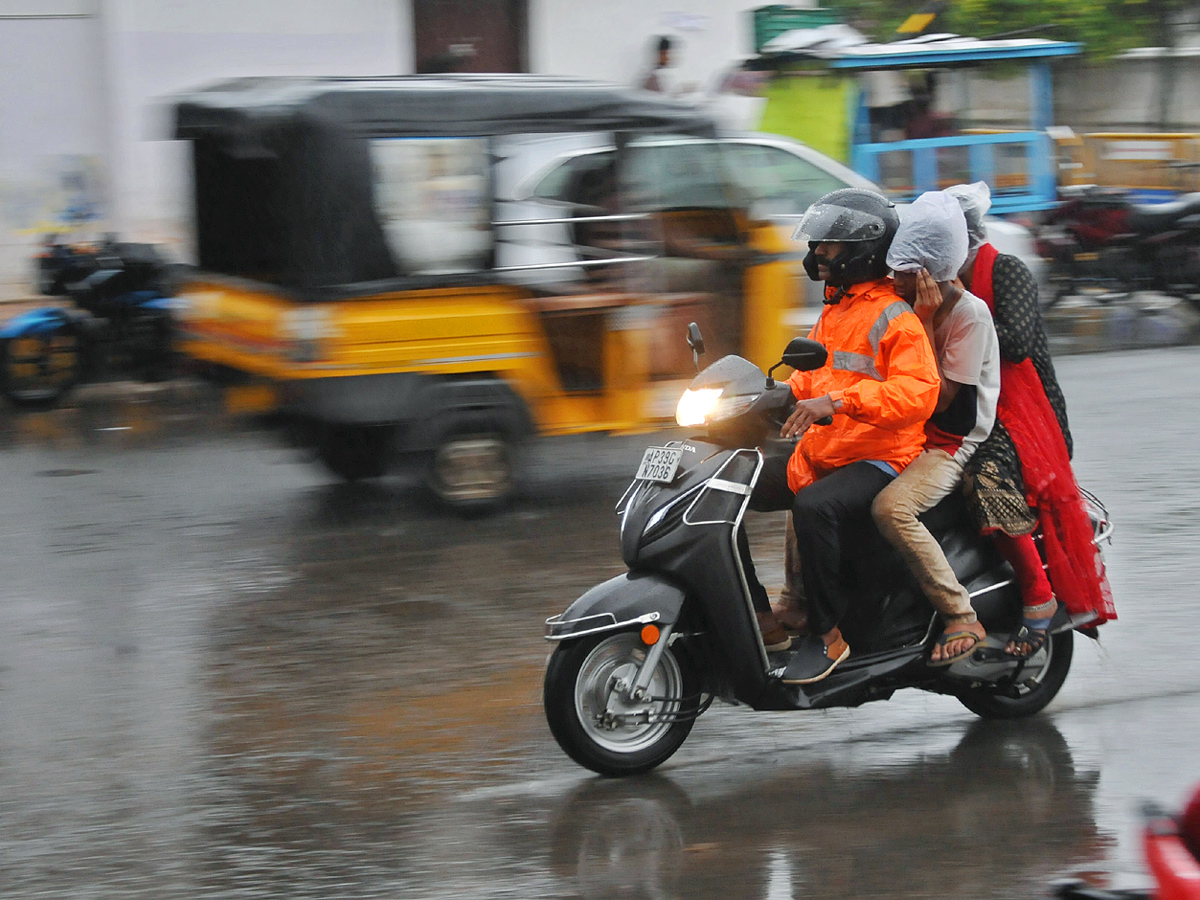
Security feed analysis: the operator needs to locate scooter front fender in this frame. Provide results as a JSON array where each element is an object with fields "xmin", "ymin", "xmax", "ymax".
[{"xmin": 545, "ymin": 572, "xmax": 686, "ymax": 642}]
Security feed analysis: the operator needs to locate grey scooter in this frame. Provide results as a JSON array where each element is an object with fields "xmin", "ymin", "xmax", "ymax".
[{"xmin": 542, "ymin": 328, "xmax": 1111, "ymax": 777}]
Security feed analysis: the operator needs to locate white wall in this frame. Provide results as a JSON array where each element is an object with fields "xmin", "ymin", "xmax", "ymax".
[
  {"xmin": 529, "ymin": 1, "xmax": 778, "ymax": 95},
  {"xmin": 0, "ymin": 0, "xmax": 804, "ymax": 293},
  {"xmin": 0, "ymin": 2, "xmax": 106, "ymax": 296},
  {"xmin": 1056, "ymin": 55, "xmax": 1200, "ymax": 131},
  {"xmin": 98, "ymin": 0, "xmax": 407, "ymax": 255},
  {"xmin": 955, "ymin": 52, "xmax": 1200, "ymax": 134}
]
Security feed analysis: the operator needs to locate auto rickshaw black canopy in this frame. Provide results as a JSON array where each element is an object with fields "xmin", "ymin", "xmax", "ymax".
[
  {"xmin": 174, "ymin": 74, "xmax": 716, "ymax": 151},
  {"xmin": 172, "ymin": 75, "xmax": 716, "ymax": 294}
]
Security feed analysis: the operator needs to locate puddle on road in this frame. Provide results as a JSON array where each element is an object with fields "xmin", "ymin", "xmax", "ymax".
[{"xmin": 4, "ymin": 353, "xmax": 1200, "ymax": 898}]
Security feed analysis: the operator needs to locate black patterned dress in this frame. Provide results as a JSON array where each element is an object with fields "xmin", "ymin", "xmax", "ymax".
[{"xmin": 962, "ymin": 253, "xmax": 1072, "ymax": 536}]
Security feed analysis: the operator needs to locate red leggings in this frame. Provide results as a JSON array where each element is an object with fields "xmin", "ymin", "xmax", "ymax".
[{"xmin": 992, "ymin": 531, "xmax": 1054, "ymax": 613}]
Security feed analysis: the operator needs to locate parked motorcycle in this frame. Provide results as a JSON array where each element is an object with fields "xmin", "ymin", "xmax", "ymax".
[
  {"xmin": 1037, "ymin": 185, "xmax": 1200, "ymax": 310},
  {"xmin": 0, "ymin": 235, "xmax": 175, "ymax": 409},
  {"xmin": 542, "ymin": 327, "xmax": 1112, "ymax": 777}
]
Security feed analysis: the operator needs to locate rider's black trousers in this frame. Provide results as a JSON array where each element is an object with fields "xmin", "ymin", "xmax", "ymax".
[{"xmin": 743, "ymin": 446, "xmax": 894, "ymax": 638}]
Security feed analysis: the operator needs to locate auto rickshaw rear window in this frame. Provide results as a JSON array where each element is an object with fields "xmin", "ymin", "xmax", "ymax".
[
  {"xmin": 193, "ymin": 139, "xmax": 286, "ymax": 283},
  {"xmin": 369, "ymin": 137, "xmax": 492, "ymax": 275},
  {"xmin": 193, "ymin": 131, "xmax": 401, "ymax": 290}
]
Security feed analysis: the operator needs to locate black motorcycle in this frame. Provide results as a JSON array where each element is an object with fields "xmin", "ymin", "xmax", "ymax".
[
  {"xmin": 542, "ymin": 328, "xmax": 1111, "ymax": 776},
  {"xmin": 0, "ymin": 235, "xmax": 175, "ymax": 409},
  {"xmin": 1037, "ymin": 185, "xmax": 1200, "ymax": 310}
]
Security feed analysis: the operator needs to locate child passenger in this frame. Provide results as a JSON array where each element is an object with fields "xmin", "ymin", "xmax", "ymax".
[{"xmin": 871, "ymin": 190, "xmax": 1000, "ymax": 664}]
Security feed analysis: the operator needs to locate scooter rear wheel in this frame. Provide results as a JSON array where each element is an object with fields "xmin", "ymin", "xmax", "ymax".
[
  {"xmin": 957, "ymin": 629, "xmax": 1073, "ymax": 719},
  {"xmin": 544, "ymin": 630, "xmax": 701, "ymax": 777}
]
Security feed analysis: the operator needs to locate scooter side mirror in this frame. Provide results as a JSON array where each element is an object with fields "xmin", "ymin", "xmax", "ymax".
[
  {"xmin": 780, "ymin": 337, "xmax": 827, "ymax": 372},
  {"xmin": 766, "ymin": 337, "xmax": 826, "ymax": 389},
  {"xmin": 686, "ymin": 322, "xmax": 705, "ymax": 373}
]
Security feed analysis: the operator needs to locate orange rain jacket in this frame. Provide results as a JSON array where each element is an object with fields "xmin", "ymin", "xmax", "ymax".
[{"xmin": 786, "ymin": 277, "xmax": 940, "ymax": 493}]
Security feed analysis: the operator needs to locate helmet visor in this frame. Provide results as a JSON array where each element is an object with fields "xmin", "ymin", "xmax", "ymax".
[{"xmin": 792, "ymin": 200, "xmax": 889, "ymax": 244}]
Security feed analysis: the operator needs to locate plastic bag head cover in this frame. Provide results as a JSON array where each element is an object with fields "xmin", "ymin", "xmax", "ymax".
[
  {"xmin": 945, "ymin": 181, "xmax": 991, "ymax": 252},
  {"xmin": 794, "ymin": 188, "xmax": 899, "ymax": 286},
  {"xmin": 886, "ymin": 190, "xmax": 969, "ymax": 282}
]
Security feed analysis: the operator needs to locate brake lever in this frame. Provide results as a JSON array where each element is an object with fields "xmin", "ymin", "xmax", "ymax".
[{"xmin": 774, "ymin": 408, "xmax": 833, "ymax": 430}]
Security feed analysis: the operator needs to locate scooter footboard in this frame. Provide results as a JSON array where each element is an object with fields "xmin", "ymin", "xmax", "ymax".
[{"xmin": 545, "ymin": 572, "xmax": 686, "ymax": 641}]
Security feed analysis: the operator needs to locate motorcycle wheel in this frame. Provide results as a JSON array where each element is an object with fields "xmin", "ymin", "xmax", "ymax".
[
  {"xmin": 1040, "ymin": 257, "xmax": 1079, "ymax": 310},
  {"xmin": 544, "ymin": 629, "xmax": 701, "ymax": 777},
  {"xmin": 0, "ymin": 321, "xmax": 83, "ymax": 410},
  {"xmin": 957, "ymin": 629, "xmax": 1073, "ymax": 719},
  {"xmin": 131, "ymin": 309, "xmax": 174, "ymax": 382}
]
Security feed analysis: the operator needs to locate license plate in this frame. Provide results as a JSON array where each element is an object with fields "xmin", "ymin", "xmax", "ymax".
[{"xmin": 635, "ymin": 446, "xmax": 683, "ymax": 483}]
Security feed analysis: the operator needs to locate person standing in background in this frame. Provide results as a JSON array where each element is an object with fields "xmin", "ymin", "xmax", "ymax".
[{"xmin": 640, "ymin": 36, "xmax": 674, "ymax": 92}]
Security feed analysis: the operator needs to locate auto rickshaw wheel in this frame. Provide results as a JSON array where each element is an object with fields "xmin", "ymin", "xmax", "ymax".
[
  {"xmin": 315, "ymin": 423, "xmax": 394, "ymax": 481},
  {"xmin": 425, "ymin": 414, "xmax": 519, "ymax": 515}
]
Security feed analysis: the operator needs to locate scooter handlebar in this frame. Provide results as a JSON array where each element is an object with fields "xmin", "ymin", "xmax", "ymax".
[{"xmin": 772, "ymin": 397, "xmax": 833, "ymax": 430}]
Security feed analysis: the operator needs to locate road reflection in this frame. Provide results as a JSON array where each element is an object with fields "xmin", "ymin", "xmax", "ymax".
[
  {"xmin": 541, "ymin": 719, "xmax": 1110, "ymax": 900},
  {"xmin": 7, "ymin": 348, "xmax": 1197, "ymax": 897}
]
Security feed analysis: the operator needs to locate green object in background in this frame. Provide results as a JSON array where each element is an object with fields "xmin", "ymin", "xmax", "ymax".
[
  {"xmin": 752, "ymin": 6, "xmax": 842, "ymax": 53},
  {"xmin": 758, "ymin": 74, "xmax": 856, "ymax": 164}
]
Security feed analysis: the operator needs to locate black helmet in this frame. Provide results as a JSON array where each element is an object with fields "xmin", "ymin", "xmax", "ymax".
[{"xmin": 793, "ymin": 188, "xmax": 899, "ymax": 287}]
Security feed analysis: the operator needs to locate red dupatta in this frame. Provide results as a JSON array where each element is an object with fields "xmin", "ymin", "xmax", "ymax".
[{"xmin": 973, "ymin": 244, "xmax": 1116, "ymax": 623}]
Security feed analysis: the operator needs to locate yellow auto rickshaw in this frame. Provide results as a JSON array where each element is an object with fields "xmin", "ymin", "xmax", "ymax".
[{"xmin": 171, "ymin": 75, "xmax": 806, "ymax": 511}]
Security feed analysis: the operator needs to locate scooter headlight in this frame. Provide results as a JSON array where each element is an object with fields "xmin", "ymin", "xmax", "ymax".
[{"xmin": 676, "ymin": 388, "xmax": 723, "ymax": 427}]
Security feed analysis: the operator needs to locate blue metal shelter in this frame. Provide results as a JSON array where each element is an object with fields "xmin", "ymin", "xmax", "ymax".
[{"xmin": 759, "ymin": 32, "xmax": 1083, "ymax": 213}]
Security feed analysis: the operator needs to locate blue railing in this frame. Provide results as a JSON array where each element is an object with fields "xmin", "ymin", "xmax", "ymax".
[{"xmin": 851, "ymin": 131, "xmax": 1058, "ymax": 214}]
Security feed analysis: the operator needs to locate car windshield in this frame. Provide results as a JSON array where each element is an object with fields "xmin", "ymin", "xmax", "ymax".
[
  {"xmin": 722, "ymin": 142, "xmax": 849, "ymax": 218},
  {"xmin": 531, "ymin": 138, "xmax": 734, "ymax": 212}
]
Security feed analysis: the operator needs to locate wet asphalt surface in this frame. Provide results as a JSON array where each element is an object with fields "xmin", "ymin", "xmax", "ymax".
[{"xmin": 2, "ymin": 347, "xmax": 1200, "ymax": 899}]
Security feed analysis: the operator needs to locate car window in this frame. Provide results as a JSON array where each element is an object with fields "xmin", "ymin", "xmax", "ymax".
[
  {"xmin": 530, "ymin": 150, "xmax": 616, "ymax": 208},
  {"xmin": 530, "ymin": 140, "xmax": 733, "ymax": 212},
  {"xmin": 724, "ymin": 143, "xmax": 848, "ymax": 218},
  {"xmin": 623, "ymin": 139, "xmax": 732, "ymax": 211}
]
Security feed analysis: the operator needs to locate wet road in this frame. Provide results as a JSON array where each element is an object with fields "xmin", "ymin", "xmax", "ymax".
[{"xmin": 2, "ymin": 347, "xmax": 1199, "ymax": 899}]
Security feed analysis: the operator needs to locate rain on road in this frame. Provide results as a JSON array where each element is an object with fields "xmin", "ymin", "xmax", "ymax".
[{"xmin": 1, "ymin": 346, "xmax": 1199, "ymax": 899}]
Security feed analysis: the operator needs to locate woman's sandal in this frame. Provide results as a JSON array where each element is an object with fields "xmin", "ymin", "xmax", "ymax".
[
  {"xmin": 1004, "ymin": 621, "xmax": 1049, "ymax": 659},
  {"xmin": 928, "ymin": 629, "xmax": 983, "ymax": 667}
]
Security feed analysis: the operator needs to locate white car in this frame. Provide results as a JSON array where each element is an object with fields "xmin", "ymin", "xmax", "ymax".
[{"xmin": 495, "ymin": 131, "xmax": 1041, "ymax": 322}]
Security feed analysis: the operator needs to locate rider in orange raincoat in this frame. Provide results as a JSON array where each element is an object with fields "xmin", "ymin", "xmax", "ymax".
[
  {"xmin": 785, "ymin": 275, "xmax": 940, "ymax": 493},
  {"xmin": 744, "ymin": 188, "xmax": 940, "ymax": 685}
]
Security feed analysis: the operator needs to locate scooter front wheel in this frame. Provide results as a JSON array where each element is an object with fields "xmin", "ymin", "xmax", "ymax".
[{"xmin": 544, "ymin": 630, "xmax": 701, "ymax": 777}]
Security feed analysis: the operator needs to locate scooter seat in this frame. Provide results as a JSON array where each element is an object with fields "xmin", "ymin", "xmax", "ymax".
[
  {"xmin": 918, "ymin": 491, "xmax": 998, "ymax": 586},
  {"xmin": 1130, "ymin": 192, "xmax": 1200, "ymax": 232}
]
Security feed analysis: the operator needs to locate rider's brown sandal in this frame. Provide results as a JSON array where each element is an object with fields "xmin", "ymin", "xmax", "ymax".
[{"xmin": 927, "ymin": 629, "xmax": 983, "ymax": 667}]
